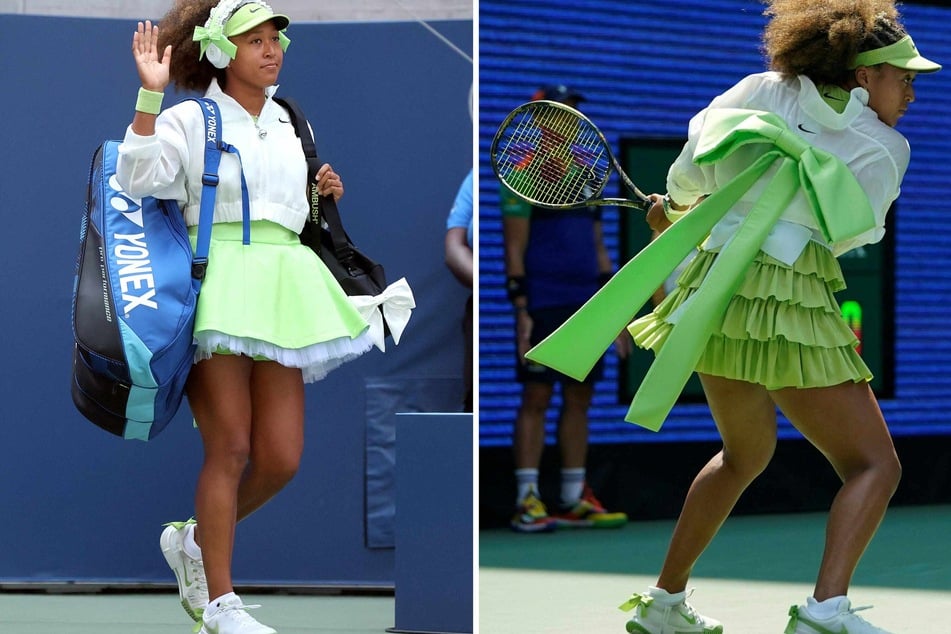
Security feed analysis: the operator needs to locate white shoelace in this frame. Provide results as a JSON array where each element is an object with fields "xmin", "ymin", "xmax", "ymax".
[{"xmin": 219, "ymin": 602, "xmax": 264, "ymax": 622}]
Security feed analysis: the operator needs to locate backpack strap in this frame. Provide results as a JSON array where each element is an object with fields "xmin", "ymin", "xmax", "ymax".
[
  {"xmin": 187, "ymin": 97, "xmax": 252, "ymax": 290},
  {"xmin": 274, "ymin": 96, "xmax": 353, "ymax": 260}
]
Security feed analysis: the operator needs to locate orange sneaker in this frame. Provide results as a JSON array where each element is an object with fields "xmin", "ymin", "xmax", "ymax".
[
  {"xmin": 553, "ymin": 484, "xmax": 627, "ymax": 528},
  {"xmin": 510, "ymin": 489, "xmax": 557, "ymax": 533}
]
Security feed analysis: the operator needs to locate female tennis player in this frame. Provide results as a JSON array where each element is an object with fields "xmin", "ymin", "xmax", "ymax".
[
  {"xmin": 618, "ymin": 1, "xmax": 939, "ymax": 633},
  {"xmin": 116, "ymin": 2, "xmax": 377, "ymax": 632}
]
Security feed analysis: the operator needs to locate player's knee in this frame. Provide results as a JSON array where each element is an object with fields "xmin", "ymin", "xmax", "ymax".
[
  {"xmin": 205, "ymin": 440, "xmax": 252, "ymax": 477},
  {"xmin": 879, "ymin": 452, "xmax": 902, "ymax": 493},
  {"xmin": 723, "ymin": 440, "xmax": 775, "ymax": 481},
  {"xmin": 254, "ymin": 453, "xmax": 301, "ymax": 489}
]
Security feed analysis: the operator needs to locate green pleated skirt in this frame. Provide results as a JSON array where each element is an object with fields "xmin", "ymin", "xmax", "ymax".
[
  {"xmin": 189, "ymin": 221, "xmax": 372, "ymax": 382},
  {"xmin": 628, "ymin": 240, "xmax": 871, "ymax": 390}
]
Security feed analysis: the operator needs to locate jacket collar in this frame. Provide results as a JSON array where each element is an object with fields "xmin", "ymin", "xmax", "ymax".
[{"xmin": 797, "ymin": 75, "xmax": 868, "ymax": 130}]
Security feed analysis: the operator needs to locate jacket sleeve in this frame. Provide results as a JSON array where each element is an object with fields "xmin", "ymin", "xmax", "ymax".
[
  {"xmin": 115, "ymin": 106, "xmax": 192, "ymax": 202},
  {"xmin": 831, "ymin": 134, "xmax": 909, "ymax": 256},
  {"xmin": 666, "ymin": 74, "xmax": 769, "ymax": 207}
]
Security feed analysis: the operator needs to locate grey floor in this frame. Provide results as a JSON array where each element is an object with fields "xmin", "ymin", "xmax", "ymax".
[
  {"xmin": 480, "ymin": 505, "xmax": 951, "ymax": 633},
  {"xmin": 0, "ymin": 592, "xmax": 394, "ymax": 634}
]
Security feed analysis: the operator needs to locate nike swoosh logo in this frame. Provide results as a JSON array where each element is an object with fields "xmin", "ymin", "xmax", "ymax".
[
  {"xmin": 249, "ymin": 6, "xmax": 262, "ymax": 12},
  {"xmin": 823, "ymin": 91, "xmax": 846, "ymax": 102},
  {"xmin": 279, "ymin": 117, "xmax": 290, "ymax": 123},
  {"xmin": 794, "ymin": 613, "xmax": 848, "ymax": 634},
  {"xmin": 798, "ymin": 123, "xmax": 817, "ymax": 134}
]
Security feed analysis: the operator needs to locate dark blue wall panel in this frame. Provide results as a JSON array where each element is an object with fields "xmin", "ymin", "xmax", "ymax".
[
  {"xmin": 479, "ymin": 0, "xmax": 951, "ymax": 445},
  {"xmin": 0, "ymin": 14, "xmax": 471, "ymax": 584}
]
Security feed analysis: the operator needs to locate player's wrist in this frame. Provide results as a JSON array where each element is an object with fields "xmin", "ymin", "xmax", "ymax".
[
  {"xmin": 506, "ymin": 275, "xmax": 527, "ymax": 302},
  {"xmin": 663, "ymin": 194, "xmax": 689, "ymax": 221},
  {"xmin": 135, "ymin": 87, "xmax": 164, "ymax": 115}
]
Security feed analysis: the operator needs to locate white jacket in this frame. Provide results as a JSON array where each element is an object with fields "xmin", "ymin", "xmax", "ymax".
[
  {"xmin": 668, "ymin": 71, "xmax": 910, "ymax": 260},
  {"xmin": 116, "ymin": 79, "xmax": 310, "ymax": 232}
]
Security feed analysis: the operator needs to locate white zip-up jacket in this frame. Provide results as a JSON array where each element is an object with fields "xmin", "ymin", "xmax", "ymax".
[
  {"xmin": 116, "ymin": 78, "xmax": 309, "ymax": 232},
  {"xmin": 668, "ymin": 71, "xmax": 910, "ymax": 260}
]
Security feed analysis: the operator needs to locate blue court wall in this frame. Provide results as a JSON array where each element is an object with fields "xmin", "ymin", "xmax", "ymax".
[
  {"xmin": 0, "ymin": 15, "xmax": 471, "ymax": 584},
  {"xmin": 478, "ymin": 0, "xmax": 951, "ymax": 446}
]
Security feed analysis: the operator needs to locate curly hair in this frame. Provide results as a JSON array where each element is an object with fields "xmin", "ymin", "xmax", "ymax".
[
  {"xmin": 762, "ymin": 0, "xmax": 908, "ymax": 85},
  {"xmin": 158, "ymin": 0, "xmax": 227, "ymax": 92}
]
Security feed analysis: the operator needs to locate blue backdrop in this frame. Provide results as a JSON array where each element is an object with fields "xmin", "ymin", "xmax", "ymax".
[
  {"xmin": 478, "ymin": 0, "xmax": 951, "ymax": 446},
  {"xmin": 0, "ymin": 14, "xmax": 471, "ymax": 585}
]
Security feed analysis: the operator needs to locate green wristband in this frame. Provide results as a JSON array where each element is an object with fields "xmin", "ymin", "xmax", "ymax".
[{"xmin": 135, "ymin": 87, "xmax": 164, "ymax": 115}]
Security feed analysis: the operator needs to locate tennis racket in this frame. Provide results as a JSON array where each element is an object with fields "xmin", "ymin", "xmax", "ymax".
[{"xmin": 491, "ymin": 100, "xmax": 652, "ymax": 211}]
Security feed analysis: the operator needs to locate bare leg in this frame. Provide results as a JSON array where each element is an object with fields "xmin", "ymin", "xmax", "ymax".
[
  {"xmin": 656, "ymin": 374, "xmax": 777, "ymax": 593},
  {"xmin": 186, "ymin": 357, "xmax": 306, "ymax": 601},
  {"xmin": 769, "ymin": 381, "xmax": 900, "ymax": 600},
  {"xmin": 513, "ymin": 382, "xmax": 554, "ymax": 470},
  {"xmin": 558, "ymin": 382, "xmax": 593, "ymax": 469},
  {"xmin": 186, "ymin": 354, "xmax": 254, "ymax": 601},
  {"xmin": 236, "ymin": 361, "xmax": 305, "ymax": 521}
]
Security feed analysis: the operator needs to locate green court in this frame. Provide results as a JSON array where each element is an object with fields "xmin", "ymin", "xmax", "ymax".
[
  {"xmin": 480, "ymin": 505, "xmax": 950, "ymax": 633},
  {"xmin": 0, "ymin": 592, "xmax": 393, "ymax": 634}
]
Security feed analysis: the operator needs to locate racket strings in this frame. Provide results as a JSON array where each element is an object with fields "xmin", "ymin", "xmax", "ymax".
[{"xmin": 496, "ymin": 104, "xmax": 611, "ymax": 206}]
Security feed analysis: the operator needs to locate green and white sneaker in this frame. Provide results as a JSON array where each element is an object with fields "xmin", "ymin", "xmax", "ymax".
[
  {"xmin": 619, "ymin": 589, "xmax": 723, "ymax": 634},
  {"xmin": 785, "ymin": 597, "xmax": 894, "ymax": 634},
  {"xmin": 160, "ymin": 519, "xmax": 208, "ymax": 622},
  {"xmin": 200, "ymin": 593, "xmax": 276, "ymax": 634}
]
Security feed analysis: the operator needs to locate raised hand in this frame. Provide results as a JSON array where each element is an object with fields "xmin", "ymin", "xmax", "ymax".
[{"xmin": 133, "ymin": 20, "xmax": 172, "ymax": 92}]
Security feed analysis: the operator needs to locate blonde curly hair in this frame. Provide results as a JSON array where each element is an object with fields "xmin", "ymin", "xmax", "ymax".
[
  {"xmin": 762, "ymin": 0, "xmax": 908, "ymax": 85},
  {"xmin": 157, "ymin": 0, "xmax": 226, "ymax": 92}
]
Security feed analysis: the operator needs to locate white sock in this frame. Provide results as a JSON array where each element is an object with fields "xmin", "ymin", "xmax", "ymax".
[
  {"xmin": 515, "ymin": 468, "xmax": 539, "ymax": 503},
  {"xmin": 805, "ymin": 596, "xmax": 849, "ymax": 619},
  {"xmin": 205, "ymin": 592, "xmax": 239, "ymax": 617},
  {"xmin": 183, "ymin": 523, "xmax": 202, "ymax": 560},
  {"xmin": 648, "ymin": 586, "xmax": 686, "ymax": 605},
  {"xmin": 560, "ymin": 468, "xmax": 586, "ymax": 506}
]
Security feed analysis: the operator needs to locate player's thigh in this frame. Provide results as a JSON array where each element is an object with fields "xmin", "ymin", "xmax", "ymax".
[
  {"xmin": 187, "ymin": 353, "xmax": 255, "ymax": 452},
  {"xmin": 248, "ymin": 361, "xmax": 305, "ymax": 465},
  {"xmin": 699, "ymin": 373, "xmax": 777, "ymax": 470},
  {"xmin": 768, "ymin": 381, "xmax": 897, "ymax": 481}
]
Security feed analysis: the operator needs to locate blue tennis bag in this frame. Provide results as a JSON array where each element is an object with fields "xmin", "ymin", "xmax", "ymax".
[{"xmin": 71, "ymin": 98, "xmax": 245, "ymax": 441}]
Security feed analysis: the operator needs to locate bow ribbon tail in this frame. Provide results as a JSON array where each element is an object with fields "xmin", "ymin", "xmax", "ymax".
[
  {"xmin": 524, "ymin": 157, "xmax": 774, "ymax": 380},
  {"xmin": 798, "ymin": 150, "xmax": 876, "ymax": 243},
  {"xmin": 379, "ymin": 278, "xmax": 416, "ymax": 346},
  {"xmin": 348, "ymin": 278, "xmax": 415, "ymax": 352},
  {"xmin": 618, "ymin": 593, "xmax": 653, "ymax": 613},
  {"xmin": 626, "ymin": 158, "xmax": 799, "ymax": 430}
]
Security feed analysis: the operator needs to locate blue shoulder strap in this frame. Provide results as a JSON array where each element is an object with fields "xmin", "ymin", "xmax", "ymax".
[{"xmin": 188, "ymin": 97, "xmax": 252, "ymax": 292}]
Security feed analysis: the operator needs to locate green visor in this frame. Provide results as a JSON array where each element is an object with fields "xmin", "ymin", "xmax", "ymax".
[{"xmin": 850, "ymin": 35, "xmax": 941, "ymax": 73}]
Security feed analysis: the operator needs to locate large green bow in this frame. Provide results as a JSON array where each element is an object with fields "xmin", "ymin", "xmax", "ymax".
[
  {"xmin": 193, "ymin": 23, "xmax": 238, "ymax": 61},
  {"xmin": 524, "ymin": 108, "xmax": 876, "ymax": 431}
]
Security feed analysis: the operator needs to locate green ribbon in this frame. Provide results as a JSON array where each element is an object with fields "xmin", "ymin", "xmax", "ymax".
[
  {"xmin": 524, "ymin": 108, "xmax": 877, "ymax": 431},
  {"xmin": 618, "ymin": 592, "xmax": 654, "ymax": 613},
  {"xmin": 193, "ymin": 23, "xmax": 238, "ymax": 61},
  {"xmin": 163, "ymin": 517, "xmax": 197, "ymax": 530}
]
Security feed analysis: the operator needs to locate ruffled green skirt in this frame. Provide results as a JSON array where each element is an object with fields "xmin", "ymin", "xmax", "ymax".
[
  {"xmin": 189, "ymin": 221, "xmax": 372, "ymax": 382},
  {"xmin": 628, "ymin": 240, "xmax": 871, "ymax": 390}
]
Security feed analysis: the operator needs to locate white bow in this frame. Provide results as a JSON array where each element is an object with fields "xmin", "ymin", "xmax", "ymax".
[{"xmin": 348, "ymin": 277, "xmax": 415, "ymax": 352}]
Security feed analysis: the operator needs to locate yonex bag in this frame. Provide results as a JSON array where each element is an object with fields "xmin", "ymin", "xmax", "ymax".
[{"xmin": 71, "ymin": 97, "xmax": 249, "ymax": 441}]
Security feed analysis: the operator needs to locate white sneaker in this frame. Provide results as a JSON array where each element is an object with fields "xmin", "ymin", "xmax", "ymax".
[
  {"xmin": 619, "ymin": 589, "xmax": 723, "ymax": 633},
  {"xmin": 160, "ymin": 520, "xmax": 208, "ymax": 622},
  {"xmin": 200, "ymin": 594, "xmax": 276, "ymax": 634},
  {"xmin": 785, "ymin": 597, "xmax": 894, "ymax": 634}
]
